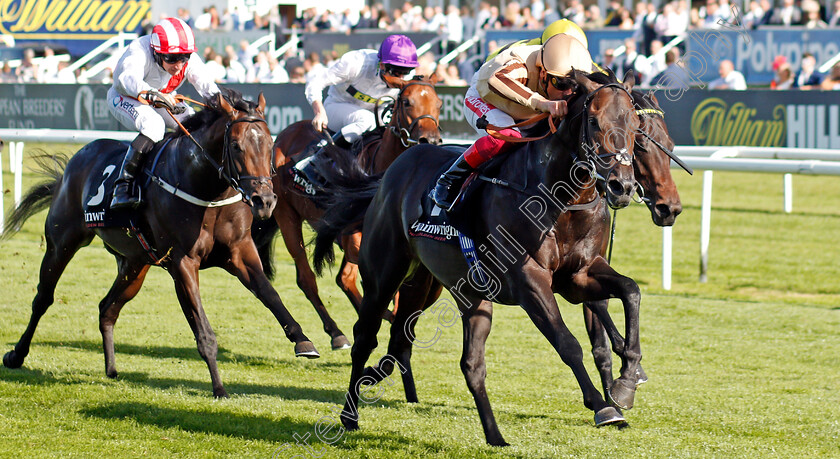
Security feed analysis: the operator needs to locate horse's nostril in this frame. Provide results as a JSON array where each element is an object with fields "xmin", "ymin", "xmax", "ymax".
[
  {"xmin": 671, "ymin": 204, "xmax": 683, "ymax": 217},
  {"xmin": 608, "ymin": 179, "xmax": 625, "ymax": 197},
  {"xmin": 655, "ymin": 203, "xmax": 672, "ymax": 217},
  {"xmin": 419, "ymin": 137, "xmax": 429, "ymax": 144},
  {"xmin": 251, "ymin": 195, "xmax": 264, "ymax": 208}
]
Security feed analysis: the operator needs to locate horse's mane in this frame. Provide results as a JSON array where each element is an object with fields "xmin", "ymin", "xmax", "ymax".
[{"xmin": 175, "ymin": 87, "xmax": 257, "ymax": 137}]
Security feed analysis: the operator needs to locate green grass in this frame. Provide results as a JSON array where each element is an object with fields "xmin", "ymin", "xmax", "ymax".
[{"xmin": 1, "ymin": 143, "xmax": 839, "ymax": 457}]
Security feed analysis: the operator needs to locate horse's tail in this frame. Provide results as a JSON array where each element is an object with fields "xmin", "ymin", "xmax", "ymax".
[
  {"xmin": 251, "ymin": 216, "xmax": 280, "ymax": 280},
  {"xmin": 311, "ymin": 172, "xmax": 382, "ymax": 276},
  {"xmin": 1, "ymin": 154, "xmax": 67, "ymax": 241}
]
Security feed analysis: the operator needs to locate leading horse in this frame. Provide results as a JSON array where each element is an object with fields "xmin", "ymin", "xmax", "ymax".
[
  {"xmin": 253, "ymin": 75, "xmax": 442, "ymax": 348},
  {"xmin": 313, "ymin": 70, "xmax": 642, "ymax": 445},
  {"xmin": 1, "ymin": 89, "xmax": 317, "ymax": 398}
]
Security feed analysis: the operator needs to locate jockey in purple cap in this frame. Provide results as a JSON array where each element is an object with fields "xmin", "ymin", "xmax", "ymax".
[{"xmin": 304, "ymin": 34, "xmax": 418, "ymax": 149}]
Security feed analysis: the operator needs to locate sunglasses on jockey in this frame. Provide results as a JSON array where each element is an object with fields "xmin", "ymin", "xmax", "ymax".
[
  {"xmin": 383, "ymin": 63, "xmax": 414, "ymax": 77},
  {"xmin": 159, "ymin": 52, "xmax": 190, "ymax": 64},
  {"xmin": 548, "ymin": 74, "xmax": 577, "ymax": 92}
]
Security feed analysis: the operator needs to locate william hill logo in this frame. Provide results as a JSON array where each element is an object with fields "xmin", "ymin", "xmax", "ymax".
[
  {"xmin": 0, "ymin": 0, "xmax": 149, "ymax": 38},
  {"xmin": 690, "ymin": 98, "xmax": 785, "ymax": 147}
]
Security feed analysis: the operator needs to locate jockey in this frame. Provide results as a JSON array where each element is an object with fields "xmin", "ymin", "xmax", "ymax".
[
  {"xmin": 108, "ymin": 17, "xmax": 220, "ymax": 209},
  {"xmin": 486, "ymin": 19, "xmax": 589, "ymax": 61},
  {"xmin": 304, "ymin": 34, "xmax": 419, "ymax": 149},
  {"xmin": 432, "ymin": 33, "xmax": 593, "ymax": 210}
]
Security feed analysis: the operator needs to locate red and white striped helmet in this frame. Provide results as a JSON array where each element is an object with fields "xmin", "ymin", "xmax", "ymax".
[{"xmin": 151, "ymin": 18, "xmax": 196, "ymax": 54}]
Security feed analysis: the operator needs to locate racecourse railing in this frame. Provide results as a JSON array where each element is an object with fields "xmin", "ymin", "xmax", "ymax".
[{"xmin": 2, "ymin": 128, "xmax": 839, "ymax": 291}]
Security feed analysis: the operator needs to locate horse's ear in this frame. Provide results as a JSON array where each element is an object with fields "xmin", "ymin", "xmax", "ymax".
[
  {"xmin": 218, "ymin": 92, "xmax": 235, "ymax": 116},
  {"xmin": 257, "ymin": 92, "xmax": 266, "ymax": 116},
  {"xmin": 430, "ymin": 71, "xmax": 440, "ymax": 85},
  {"xmin": 623, "ymin": 70, "xmax": 636, "ymax": 91},
  {"xmin": 573, "ymin": 68, "xmax": 599, "ymax": 93}
]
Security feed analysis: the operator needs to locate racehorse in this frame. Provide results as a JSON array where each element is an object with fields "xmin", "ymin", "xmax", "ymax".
[
  {"xmin": 253, "ymin": 75, "xmax": 442, "ymax": 349},
  {"xmin": 1, "ymin": 89, "xmax": 318, "ymax": 398},
  {"xmin": 313, "ymin": 70, "xmax": 642, "ymax": 445}
]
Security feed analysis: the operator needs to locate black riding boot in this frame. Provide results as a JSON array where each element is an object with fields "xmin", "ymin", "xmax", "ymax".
[
  {"xmin": 110, "ymin": 134, "xmax": 154, "ymax": 210},
  {"xmin": 432, "ymin": 153, "xmax": 475, "ymax": 210},
  {"xmin": 332, "ymin": 131, "xmax": 353, "ymax": 150}
]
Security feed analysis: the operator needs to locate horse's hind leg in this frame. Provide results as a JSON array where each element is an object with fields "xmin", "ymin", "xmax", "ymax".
[
  {"xmin": 99, "ymin": 259, "xmax": 150, "ymax": 378},
  {"xmin": 277, "ymin": 207, "xmax": 348, "ymax": 347},
  {"xmin": 4, "ymin": 223, "xmax": 93, "ymax": 368},
  {"xmin": 583, "ymin": 302, "xmax": 647, "ymax": 396},
  {"xmin": 170, "ymin": 256, "xmax": 228, "ymax": 398},
  {"xmin": 459, "ymin": 298, "xmax": 508, "ymax": 446},
  {"xmin": 337, "ymin": 232, "xmax": 363, "ymax": 311}
]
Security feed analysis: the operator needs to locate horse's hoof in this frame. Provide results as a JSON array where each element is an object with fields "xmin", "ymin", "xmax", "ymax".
[
  {"xmin": 487, "ymin": 437, "xmax": 510, "ymax": 447},
  {"xmin": 636, "ymin": 366, "xmax": 648, "ymax": 386},
  {"xmin": 331, "ymin": 335, "xmax": 351, "ymax": 350},
  {"xmin": 594, "ymin": 406, "xmax": 626, "ymax": 427},
  {"xmin": 607, "ymin": 378, "xmax": 636, "ymax": 410},
  {"xmin": 106, "ymin": 369, "xmax": 118, "ymax": 379},
  {"xmin": 341, "ymin": 417, "xmax": 359, "ymax": 431},
  {"xmin": 294, "ymin": 341, "xmax": 320, "ymax": 359},
  {"xmin": 3, "ymin": 351, "xmax": 23, "ymax": 369},
  {"xmin": 214, "ymin": 388, "xmax": 230, "ymax": 399}
]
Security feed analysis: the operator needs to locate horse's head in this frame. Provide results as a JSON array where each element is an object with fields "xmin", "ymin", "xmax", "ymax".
[
  {"xmin": 212, "ymin": 89, "xmax": 277, "ymax": 219},
  {"xmin": 387, "ymin": 75, "xmax": 443, "ymax": 147},
  {"xmin": 571, "ymin": 69, "xmax": 639, "ymax": 209},
  {"xmin": 631, "ymin": 91, "xmax": 683, "ymax": 226}
]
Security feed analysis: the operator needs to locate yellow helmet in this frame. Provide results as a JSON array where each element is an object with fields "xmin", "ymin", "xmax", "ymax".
[
  {"xmin": 538, "ymin": 33, "xmax": 593, "ymax": 77},
  {"xmin": 541, "ymin": 19, "xmax": 588, "ymax": 49}
]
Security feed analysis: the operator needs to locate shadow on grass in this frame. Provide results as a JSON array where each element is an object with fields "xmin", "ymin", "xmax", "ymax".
[{"xmin": 79, "ymin": 401, "xmax": 437, "ymax": 452}]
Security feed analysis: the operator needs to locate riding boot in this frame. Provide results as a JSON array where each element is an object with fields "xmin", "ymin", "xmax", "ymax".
[
  {"xmin": 110, "ymin": 134, "xmax": 155, "ymax": 210},
  {"xmin": 332, "ymin": 131, "xmax": 353, "ymax": 150},
  {"xmin": 431, "ymin": 153, "xmax": 475, "ymax": 210}
]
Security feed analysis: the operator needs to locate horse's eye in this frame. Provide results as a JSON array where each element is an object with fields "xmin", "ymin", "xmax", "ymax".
[
  {"xmin": 231, "ymin": 141, "xmax": 241, "ymax": 151},
  {"xmin": 401, "ymin": 99, "xmax": 410, "ymax": 107},
  {"xmin": 588, "ymin": 118, "xmax": 599, "ymax": 129}
]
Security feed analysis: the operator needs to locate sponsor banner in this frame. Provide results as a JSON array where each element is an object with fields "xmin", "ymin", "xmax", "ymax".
[
  {"xmin": 684, "ymin": 28, "xmax": 840, "ymax": 85},
  {"xmin": 0, "ymin": 0, "xmax": 150, "ymax": 56},
  {"xmin": 4, "ymin": 83, "xmax": 840, "ymax": 149},
  {"xmin": 301, "ymin": 31, "xmax": 438, "ymax": 59}
]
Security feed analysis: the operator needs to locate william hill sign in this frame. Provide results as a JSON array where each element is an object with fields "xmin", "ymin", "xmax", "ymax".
[{"xmin": 0, "ymin": 0, "xmax": 149, "ymax": 55}]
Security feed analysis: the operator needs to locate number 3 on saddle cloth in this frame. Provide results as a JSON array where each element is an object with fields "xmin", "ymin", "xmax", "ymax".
[
  {"xmin": 82, "ymin": 139, "xmax": 171, "ymax": 229},
  {"xmin": 289, "ymin": 127, "xmax": 386, "ymax": 205}
]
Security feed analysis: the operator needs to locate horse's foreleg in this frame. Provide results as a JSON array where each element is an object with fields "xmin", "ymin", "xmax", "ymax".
[
  {"xmin": 341, "ymin": 234, "xmax": 411, "ymax": 432},
  {"xmin": 277, "ymin": 207, "xmax": 346, "ymax": 345},
  {"xmin": 583, "ymin": 302, "xmax": 615, "ymax": 395},
  {"xmin": 170, "ymin": 256, "xmax": 228, "ymax": 398},
  {"xmin": 4, "ymin": 225, "xmax": 92, "ymax": 369},
  {"xmin": 518, "ymin": 274, "xmax": 625, "ymax": 428},
  {"xmin": 99, "ymin": 260, "xmax": 150, "ymax": 378},
  {"xmin": 227, "ymin": 242, "xmax": 321, "ymax": 357},
  {"xmin": 458, "ymin": 298, "xmax": 509, "ymax": 446},
  {"xmin": 573, "ymin": 258, "xmax": 642, "ymax": 410}
]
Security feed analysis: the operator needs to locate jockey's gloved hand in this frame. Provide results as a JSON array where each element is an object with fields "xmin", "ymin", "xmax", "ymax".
[{"xmin": 142, "ymin": 90, "xmax": 178, "ymax": 111}]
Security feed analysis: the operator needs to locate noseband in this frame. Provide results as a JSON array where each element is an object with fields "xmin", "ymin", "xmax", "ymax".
[{"xmin": 386, "ymin": 81, "xmax": 441, "ymax": 148}]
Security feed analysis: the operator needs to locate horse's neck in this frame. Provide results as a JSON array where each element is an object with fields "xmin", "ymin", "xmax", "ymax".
[
  {"xmin": 163, "ymin": 124, "xmax": 229, "ymax": 198},
  {"xmin": 371, "ymin": 130, "xmax": 403, "ymax": 172}
]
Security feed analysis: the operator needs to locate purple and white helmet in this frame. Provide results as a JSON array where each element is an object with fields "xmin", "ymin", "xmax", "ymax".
[{"xmin": 378, "ymin": 35, "xmax": 418, "ymax": 69}]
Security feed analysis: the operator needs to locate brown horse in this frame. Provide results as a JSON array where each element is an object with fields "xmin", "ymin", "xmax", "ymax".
[
  {"xmin": 254, "ymin": 75, "xmax": 442, "ymax": 350},
  {"xmin": 2, "ymin": 89, "xmax": 317, "ymax": 398},
  {"xmin": 313, "ymin": 71, "xmax": 642, "ymax": 445}
]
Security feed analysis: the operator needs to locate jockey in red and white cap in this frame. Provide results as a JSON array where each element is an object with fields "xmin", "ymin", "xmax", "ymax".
[
  {"xmin": 304, "ymin": 34, "xmax": 419, "ymax": 149},
  {"xmin": 108, "ymin": 17, "xmax": 220, "ymax": 209}
]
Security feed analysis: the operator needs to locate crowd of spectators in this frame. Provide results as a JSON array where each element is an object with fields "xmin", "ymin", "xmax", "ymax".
[{"xmin": 2, "ymin": 1, "xmax": 840, "ymax": 90}]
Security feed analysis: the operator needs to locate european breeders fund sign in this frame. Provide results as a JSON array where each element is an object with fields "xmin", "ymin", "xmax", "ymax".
[{"xmin": 0, "ymin": 0, "xmax": 149, "ymax": 55}]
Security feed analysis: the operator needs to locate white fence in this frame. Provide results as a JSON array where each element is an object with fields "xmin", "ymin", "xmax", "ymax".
[{"xmin": 2, "ymin": 129, "xmax": 839, "ymax": 290}]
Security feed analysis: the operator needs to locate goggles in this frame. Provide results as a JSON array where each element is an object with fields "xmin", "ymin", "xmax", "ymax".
[
  {"xmin": 384, "ymin": 64, "xmax": 414, "ymax": 77},
  {"xmin": 549, "ymin": 75, "xmax": 577, "ymax": 92},
  {"xmin": 159, "ymin": 53, "xmax": 190, "ymax": 64}
]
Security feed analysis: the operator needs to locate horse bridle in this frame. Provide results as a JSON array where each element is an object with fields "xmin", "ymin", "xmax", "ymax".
[
  {"xmin": 634, "ymin": 107, "xmax": 693, "ymax": 175},
  {"xmin": 386, "ymin": 81, "xmax": 441, "ymax": 148},
  {"xmin": 201, "ymin": 115, "xmax": 273, "ymax": 207},
  {"xmin": 572, "ymin": 82, "xmax": 637, "ymax": 186}
]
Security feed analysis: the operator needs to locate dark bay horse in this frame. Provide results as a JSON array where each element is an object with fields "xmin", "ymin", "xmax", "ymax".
[
  {"xmin": 254, "ymin": 75, "xmax": 442, "ymax": 348},
  {"xmin": 1, "ymin": 89, "xmax": 317, "ymax": 398},
  {"xmin": 313, "ymin": 71, "xmax": 641, "ymax": 445}
]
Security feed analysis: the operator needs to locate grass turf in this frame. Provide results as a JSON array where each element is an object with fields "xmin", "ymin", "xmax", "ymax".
[{"xmin": 0, "ymin": 143, "xmax": 838, "ymax": 457}]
